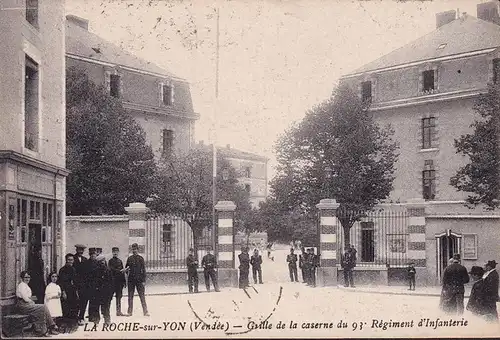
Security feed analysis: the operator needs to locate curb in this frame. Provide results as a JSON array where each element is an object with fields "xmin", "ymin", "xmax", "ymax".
[{"xmin": 336, "ymin": 286, "xmax": 470, "ymax": 298}]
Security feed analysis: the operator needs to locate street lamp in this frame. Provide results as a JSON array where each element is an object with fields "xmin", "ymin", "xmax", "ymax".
[{"xmin": 324, "ymin": 166, "xmax": 333, "ymax": 198}]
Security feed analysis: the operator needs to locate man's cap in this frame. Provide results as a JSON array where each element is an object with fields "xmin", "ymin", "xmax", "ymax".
[
  {"xmin": 486, "ymin": 260, "xmax": 498, "ymax": 268},
  {"xmin": 131, "ymin": 243, "xmax": 139, "ymax": 249},
  {"xmin": 88, "ymin": 247, "xmax": 97, "ymax": 254},
  {"xmin": 290, "ymin": 248, "xmax": 294, "ymax": 251},
  {"xmin": 75, "ymin": 244, "xmax": 86, "ymax": 249},
  {"xmin": 189, "ymin": 248, "xmax": 194, "ymax": 252},
  {"xmin": 112, "ymin": 247, "xmax": 119, "ymax": 251},
  {"xmin": 469, "ymin": 266, "xmax": 485, "ymax": 276}
]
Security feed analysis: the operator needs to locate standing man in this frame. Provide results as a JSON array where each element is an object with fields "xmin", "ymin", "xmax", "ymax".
[
  {"xmin": 287, "ymin": 248, "xmax": 298, "ymax": 282},
  {"xmin": 58, "ymin": 253, "xmax": 79, "ymax": 322},
  {"xmin": 481, "ymin": 260, "xmax": 499, "ymax": 322},
  {"xmin": 125, "ymin": 243, "xmax": 149, "ymax": 316},
  {"xmin": 238, "ymin": 247, "xmax": 250, "ymax": 289},
  {"xmin": 299, "ymin": 247, "xmax": 307, "ymax": 283},
  {"xmin": 250, "ymin": 249, "xmax": 263, "ymax": 284},
  {"xmin": 108, "ymin": 247, "xmax": 126, "ymax": 316},
  {"xmin": 306, "ymin": 248, "xmax": 318, "ymax": 287},
  {"xmin": 439, "ymin": 254, "xmax": 469, "ymax": 315},
  {"xmin": 186, "ymin": 248, "xmax": 199, "ymax": 293},
  {"xmin": 84, "ymin": 249, "xmax": 100, "ymax": 323},
  {"xmin": 341, "ymin": 245, "xmax": 356, "ymax": 288},
  {"xmin": 201, "ymin": 247, "xmax": 219, "ymax": 292},
  {"xmin": 73, "ymin": 244, "xmax": 87, "ymax": 326}
]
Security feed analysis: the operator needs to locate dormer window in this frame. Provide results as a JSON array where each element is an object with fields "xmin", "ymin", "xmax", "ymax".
[
  {"xmin": 109, "ymin": 74, "xmax": 121, "ymax": 98},
  {"xmin": 161, "ymin": 84, "xmax": 173, "ymax": 106},
  {"xmin": 422, "ymin": 70, "xmax": 435, "ymax": 91},
  {"xmin": 361, "ymin": 81, "xmax": 372, "ymax": 103}
]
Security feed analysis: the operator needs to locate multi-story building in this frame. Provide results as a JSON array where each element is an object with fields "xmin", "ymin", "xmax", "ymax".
[
  {"xmin": 65, "ymin": 15, "xmax": 198, "ymax": 158},
  {"xmin": 0, "ymin": 0, "xmax": 68, "ymax": 307},
  {"xmin": 339, "ymin": 1, "xmax": 500, "ymax": 284}
]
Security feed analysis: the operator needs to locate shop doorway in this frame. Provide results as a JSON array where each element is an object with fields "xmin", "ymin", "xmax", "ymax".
[{"xmin": 27, "ymin": 223, "xmax": 45, "ymax": 303}]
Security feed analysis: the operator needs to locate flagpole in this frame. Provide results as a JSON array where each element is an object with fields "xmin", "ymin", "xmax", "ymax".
[{"xmin": 212, "ymin": 6, "xmax": 220, "ymax": 252}]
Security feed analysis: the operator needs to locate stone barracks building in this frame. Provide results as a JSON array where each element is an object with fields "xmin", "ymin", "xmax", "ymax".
[{"xmin": 339, "ymin": 2, "xmax": 500, "ymax": 284}]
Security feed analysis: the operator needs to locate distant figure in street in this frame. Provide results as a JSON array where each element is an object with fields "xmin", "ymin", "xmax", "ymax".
[
  {"xmin": 341, "ymin": 245, "xmax": 356, "ymax": 288},
  {"xmin": 439, "ymin": 255, "xmax": 469, "ymax": 315},
  {"xmin": 407, "ymin": 262, "xmax": 416, "ymax": 290},
  {"xmin": 108, "ymin": 247, "xmax": 126, "ymax": 316},
  {"xmin": 287, "ymin": 248, "xmax": 298, "ymax": 282},
  {"xmin": 202, "ymin": 247, "xmax": 219, "ymax": 292},
  {"xmin": 186, "ymin": 248, "xmax": 199, "ymax": 293},
  {"xmin": 299, "ymin": 247, "xmax": 308, "ymax": 283},
  {"xmin": 481, "ymin": 260, "xmax": 499, "ymax": 322},
  {"xmin": 125, "ymin": 243, "xmax": 149, "ymax": 316},
  {"xmin": 250, "ymin": 249, "xmax": 263, "ymax": 284},
  {"xmin": 266, "ymin": 242, "xmax": 274, "ymax": 261},
  {"xmin": 238, "ymin": 247, "xmax": 250, "ymax": 289},
  {"xmin": 466, "ymin": 266, "xmax": 486, "ymax": 317}
]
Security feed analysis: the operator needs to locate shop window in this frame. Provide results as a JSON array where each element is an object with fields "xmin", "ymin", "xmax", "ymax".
[
  {"xmin": 42, "ymin": 203, "xmax": 47, "ymax": 226},
  {"xmin": 48, "ymin": 204, "xmax": 53, "ymax": 226},
  {"xmin": 29, "ymin": 201, "xmax": 35, "ymax": 219},
  {"xmin": 35, "ymin": 201, "xmax": 40, "ymax": 220}
]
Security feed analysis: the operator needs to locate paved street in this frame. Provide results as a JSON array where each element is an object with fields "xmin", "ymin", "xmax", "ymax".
[{"xmin": 56, "ymin": 246, "xmax": 499, "ymax": 338}]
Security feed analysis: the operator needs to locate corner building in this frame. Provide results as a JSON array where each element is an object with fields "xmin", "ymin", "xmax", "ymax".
[
  {"xmin": 0, "ymin": 0, "xmax": 68, "ymax": 308},
  {"xmin": 339, "ymin": 2, "xmax": 500, "ymax": 284}
]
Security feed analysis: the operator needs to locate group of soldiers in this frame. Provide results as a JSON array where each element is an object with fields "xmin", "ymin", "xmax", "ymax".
[
  {"xmin": 186, "ymin": 246, "xmax": 220, "ymax": 293},
  {"xmin": 237, "ymin": 247, "xmax": 264, "ymax": 288},
  {"xmin": 57, "ymin": 243, "xmax": 149, "ymax": 327}
]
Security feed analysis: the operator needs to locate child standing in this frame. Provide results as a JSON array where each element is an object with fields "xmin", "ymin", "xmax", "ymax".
[
  {"xmin": 45, "ymin": 272, "xmax": 63, "ymax": 322},
  {"xmin": 407, "ymin": 262, "xmax": 416, "ymax": 290}
]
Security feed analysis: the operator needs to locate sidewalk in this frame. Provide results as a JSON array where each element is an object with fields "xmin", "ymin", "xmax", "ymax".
[{"xmin": 337, "ymin": 284, "xmax": 472, "ymax": 298}]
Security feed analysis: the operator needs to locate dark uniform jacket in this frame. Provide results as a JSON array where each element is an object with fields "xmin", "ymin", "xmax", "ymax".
[
  {"xmin": 407, "ymin": 266, "xmax": 416, "ymax": 277},
  {"xmin": 306, "ymin": 253, "xmax": 318, "ymax": 268},
  {"xmin": 442, "ymin": 263, "xmax": 470, "ymax": 293},
  {"xmin": 250, "ymin": 255, "xmax": 262, "ymax": 268},
  {"xmin": 287, "ymin": 254, "xmax": 298, "ymax": 267},
  {"xmin": 125, "ymin": 254, "xmax": 146, "ymax": 283},
  {"xmin": 108, "ymin": 257, "xmax": 126, "ymax": 288},
  {"xmin": 73, "ymin": 254, "xmax": 88, "ymax": 288},
  {"xmin": 82, "ymin": 259, "xmax": 99, "ymax": 290},
  {"xmin": 58, "ymin": 265, "xmax": 78, "ymax": 298},
  {"xmin": 238, "ymin": 253, "xmax": 250, "ymax": 271},
  {"xmin": 201, "ymin": 254, "xmax": 217, "ymax": 270},
  {"xmin": 95, "ymin": 264, "xmax": 114, "ymax": 303},
  {"xmin": 186, "ymin": 255, "xmax": 199, "ymax": 273},
  {"xmin": 341, "ymin": 251, "xmax": 356, "ymax": 269}
]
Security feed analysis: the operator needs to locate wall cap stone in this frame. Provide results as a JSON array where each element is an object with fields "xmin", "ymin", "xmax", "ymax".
[
  {"xmin": 406, "ymin": 198, "xmax": 427, "ymax": 208},
  {"xmin": 125, "ymin": 202, "xmax": 149, "ymax": 214},
  {"xmin": 215, "ymin": 201, "xmax": 236, "ymax": 211},
  {"xmin": 316, "ymin": 199, "xmax": 340, "ymax": 210}
]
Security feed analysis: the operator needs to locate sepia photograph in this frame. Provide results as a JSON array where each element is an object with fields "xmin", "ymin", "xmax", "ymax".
[{"xmin": 0, "ymin": 0, "xmax": 499, "ymax": 338}]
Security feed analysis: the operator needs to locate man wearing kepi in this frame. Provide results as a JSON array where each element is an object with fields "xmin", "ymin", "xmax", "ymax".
[
  {"xmin": 439, "ymin": 254, "xmax": 469, "ymax": 315},
  {"xmin": 125, "ymin": 243, "xmax": 149, "ymax": 316},
  {"xmin": 287, "ymin": 248, "xmax": 298, "ymax": 282},
  {"xmin": 108, "ymin": 247, "xmax": 126, "ymax": 316},
  {"xmin": 341, "ymin": 245, "xmax": 356, "ymax": 288},
  {"xmin": 186, "ymin": 248, "xmax": 199, "ymax": 293},
  {"xmin": 201, "ymin": 246, "xmax": 219, "ymax": 292}
]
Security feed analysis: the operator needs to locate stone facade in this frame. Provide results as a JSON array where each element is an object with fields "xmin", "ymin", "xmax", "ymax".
[{"xmin": 0, "ymin": 0, "xmax": 68, "ymax": 307}]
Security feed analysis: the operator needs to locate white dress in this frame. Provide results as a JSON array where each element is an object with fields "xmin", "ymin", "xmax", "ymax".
[{"xmin": 44, "ymin": 282, "xmax": 62, "ymax": 318}]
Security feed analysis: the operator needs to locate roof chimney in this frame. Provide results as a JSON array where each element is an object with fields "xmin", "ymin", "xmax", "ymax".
[
  {"xmin": 436, "ymin": 10, "xmax": 457, "ymax": 28},
  {"xmin": 66, "ymin": 15, "xmax": 89, "ymax": 31},
  {"xmin": 477, "ymin": 1, "xmax": 500, "ymax": 25}
]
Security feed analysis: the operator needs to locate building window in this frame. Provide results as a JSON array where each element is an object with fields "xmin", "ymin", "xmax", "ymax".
[
  {"xmin": 25, "ymin": 56, "xmax": 39, "ymax": 151},
  {"xmin": 245, "ymin": 184, "xmax": 251, "ymax": 193},
  {"xmin": 162, "ymin": 224, "xmax": 172, "ymax": 253},
  {"xmin": 422, "ymin": 70, "xmax": 435, "ymax": 92},
  {"xmin": 493, "ymin": 58, "xmax": 500, "ymax": 84},
  {"xmin": 422, "ymin": 160, "xmax": 436, "ymax": 200},
  {"xmin": 361, "ymin": 81, "xmax": 372, "ymax": 103},
  {"xmin": 462, "ymin": 234, "xmax": 478, "ymax": 260},
  {"xmin": 245, "ymin": 167, "xmax": 251, "ymax": 178},
  {"xmin": 421, "ymin": 117, "xmax": 436, "ymax": 149},
  {"xmin": 162, "ymin": 84, "xmax": 173, "ymax": 106},
  {"xmin": 162, "ymin": 129, "xmax": 174, "ymax": 156},
  {"xmin": 26, "ymin": 0, "xmax": 38, "ymax": 28},
  {"xmin": 109, "ymin": 74, "xmax": 121, "ymax": 98},
  {"xmin": 360, "ymin": 221, "xmax": 375, "ymax": 262}
]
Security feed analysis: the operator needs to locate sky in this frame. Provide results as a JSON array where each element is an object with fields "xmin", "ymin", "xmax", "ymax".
[{"xmin": 65, "ymin": 0, "xmax": 479, "ymax": 180}]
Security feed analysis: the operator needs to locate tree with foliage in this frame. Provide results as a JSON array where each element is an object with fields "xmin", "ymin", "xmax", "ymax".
[
  {"xmin": 450, "ymin": 78, "xmax": 500, "ymax": 210},
  {"xmin": 150, "ymin": 147, "xmax": 252, "ymax": 251},
  {"xmin": 272, "ymin": 84, "xmax": 398, "ymax": 245},
  {"xmin": 66, "ymin": 67, "xmax": 157, "ymax": 215}
]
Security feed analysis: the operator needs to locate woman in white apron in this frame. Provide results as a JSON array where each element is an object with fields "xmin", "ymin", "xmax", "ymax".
[{"xmin": 44, "ymin": 272, "xmax": 63, "ymax": 319}]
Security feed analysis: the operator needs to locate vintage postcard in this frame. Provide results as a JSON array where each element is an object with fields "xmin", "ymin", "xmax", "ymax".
[{"xmin": 1, "ymin": 0, "xmax": 499, "ymax": 338}]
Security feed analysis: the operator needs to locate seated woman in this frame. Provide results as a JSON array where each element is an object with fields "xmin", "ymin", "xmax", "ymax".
[{"xmin": 16, "ymin": 271, "xmax": 59, "ymax": 337}]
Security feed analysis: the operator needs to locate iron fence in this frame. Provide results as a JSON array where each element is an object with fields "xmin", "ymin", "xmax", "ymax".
[
  {"xmin": 145, "ymin": 212, "xmax": 214, "ymax": 271},
  {"xmin": 335, "ymin": 207, "xmax": 409, "ymax": 267}
]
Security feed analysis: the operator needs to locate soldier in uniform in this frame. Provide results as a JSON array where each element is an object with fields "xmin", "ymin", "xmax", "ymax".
[
  {"xmin": 201, "ymin": 247, "xmax": 219, "ymax": 292},
  {"xmin": 287, "ymin": 248, "xmax": 298, "ymax": 282},
  {"xmin": 250, "ymin": 249, "xmax": 263, "ymax": 284},
  {"xmin": 306, "ymin": 248, "xmax": 318, "ymax": 287},
  {"xmin": 186, "ymin": 248, "xmax": 199, "ymax": 293},
  {"xmin": 84, "ymin": 248, "xmax": 100, "ymax": 323},
  {"xmin": 108, "ymin": 247, "xmax": 126, "ymax": 316},
  {"xmin": 73, "ymin": 244, "xmax": 87, "ymax": 325},
  {"xmin": 341, "ymin": 245, "xmax": 356, "ymax": 288},
  {"xmin": 238, "ymin": 247, "xmax": 250, "ymax": 288},
  {"xmin": 125, "ymin": 243, "xmax": 149, "ymax": 316},
  {"xmin": 302, "ymin": 248, "xmax": 311, "ymax": 285}
]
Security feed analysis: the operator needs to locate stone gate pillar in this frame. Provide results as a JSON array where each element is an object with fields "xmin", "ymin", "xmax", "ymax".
[
  {"xmin": 316, "ymin": 199, "xmax": 340, "ymax": 286},
  {"xmin": 125, "ymin": 202, "xmax": 148, "ymax": 257},
  {"xmin": 407, "ymin": 199, "xmax": 427, "ymax": 284},
  {"xmin": 215, "ymin": 200, "xmax": 238, "ymax": 287}
]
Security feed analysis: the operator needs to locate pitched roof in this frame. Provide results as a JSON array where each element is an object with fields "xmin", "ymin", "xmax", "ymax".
[
  {"xmin": 195, "ymin": 143, "xmax": 268, "ymax": 162},
  {"xmin": 349, "ymin": 15, "xmax": 500, "ymax": 75},
  {"xmin": 66, "ymin": 18, "xmax": 183, "ymax": 80}
]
